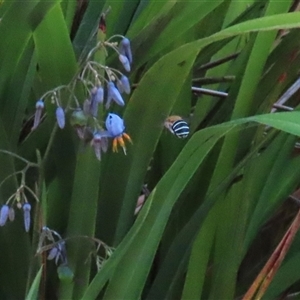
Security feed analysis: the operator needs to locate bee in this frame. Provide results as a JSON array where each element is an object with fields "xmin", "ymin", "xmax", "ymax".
[{"xmin": 164, "ymin": 115, "xmax": 190, "ymax": 139}]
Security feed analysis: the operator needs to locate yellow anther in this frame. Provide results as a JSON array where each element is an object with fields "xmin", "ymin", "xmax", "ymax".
[
  {"xmin": 112, "ymin": 138, "xmax": 118, "ymax": 152},
  {"xmin": 117, "ymin": 136, "xmax": 127, "ymax": 155},
  {"xmin": 117, "ymin": 136, "xmax": 125, "ymax": 148},
  {"xmin": 123, "ymin": 133, "xmax": 132, "ymax": 144}
]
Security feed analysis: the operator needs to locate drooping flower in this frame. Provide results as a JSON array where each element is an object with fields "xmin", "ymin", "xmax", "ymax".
[
  {"xmin": 119, "ymin": 54, "xmax": 131, "ymax": 72},
  {"xmin": 120, "ymin": 75, "xmax": 131, "ymax": 94},
  {"xmin": 116, "ymin": 80, "xmax": 124, "ymax": 94},
  {"xmin": 32, "ymin": 100, "xmax": 44, "ymax": 130},
  {"xmin": 56, "ymin": 106, "xmax": 65, "ymax": 129},
  {"xmin": 23, "ymin": 203, "xmax": 31, "ymax": 232},
  {"xmin": 89, "ymin": 87, "xmax": 104, "ymax": 117},
  {"xmin": 47, "ymin": 240, "xmax": 68, "ymax": 265},
  {"xmin": 91, "ymin": 132, "xmax": 108, "ymax": 160},
  {"xmin": 8, "ymin": 207, "xmax": 15, "ymax": 221},
  {"xmin": 120, "ymin": 37, "xmax": 132, "ymax": 64},
  {"xmin": 95, "ymin": 87, "xmax": 104, "ymax": 104},
  {"xmin": 105, "ymin": 113, "xmax": 132, "ymax": 154},
  {"xmin": 0, "ymin": 205, "xmax": 9, "ymax": 226},
  {"xmin": 47, "ymin": 246, "xmax": 59, "ymax": 260},
  {"xmin": 105, "ymin": 113, "xmax": 125, "ymax": 137},
  {"xmin": 106, "ymin": 81, "xmax": 125, "ymax": 109}
]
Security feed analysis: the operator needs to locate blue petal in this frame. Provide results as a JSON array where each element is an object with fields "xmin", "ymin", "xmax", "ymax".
[
  {"xmin": 36, "ymin": 99, "xmax": 44, "ymax": 109},
  {"xmin": 47, "ymin": 247, "xmax": 59, "ymax": 260},
  {"xmin": 23, "ymin": 203, "xmax": 31, "ymax": 232},
  {"xmin": 0, "ymin": 205, "xmax": 9, "ymax": 226},
  {"xmin": 105, "ymin": 113, "xmax": 125, "ymax": 137},
  {"xmin": 119, "ymin": 54, "xmax": 131, "ymax": 72},
  {"xmin": 120, "ymin": 75, "xmax": 131, "ymax": 94},
  {"xmin": 120, "ymin": 38, "xmax": 132, "ymax": 64},
  {"xmin": 107, "ymin": 82, "xmax": 125, "ymax": 107},
  {"xmin": 32, "ymin": 100, "xmax": 44, "ymax": 130},
  {"xmin": 56, "ymin": 107, "xmax": 65, "ymax": 129},
  {"xmin": 95, "ymin": 87, "xmax": 104, "ymax": 103}
]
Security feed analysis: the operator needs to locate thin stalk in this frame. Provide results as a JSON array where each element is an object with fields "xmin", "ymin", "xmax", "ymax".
[
  {"xmin": 192, "ymin": 76, "xmax": 235, "ymax": 84},
  {"xmin": 197, "ymin": 52, "xmax": 239, "ymax": 71},
  {"xmin": 192, "ymin": 87, "xmax": 228, "ymax": 98}
]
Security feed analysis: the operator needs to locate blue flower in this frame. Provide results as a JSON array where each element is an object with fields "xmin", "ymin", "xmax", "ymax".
[
  {"xmin": 23, "ymin": 203, "xmax": 31, "ymax": 232},
  {"xmin": 120, "ymin": 38, "xmax": 132, "ymax": 64},
  {"xmin": 90, "ymin": 87, "xmax": 104, "ymax": 117},
  {"xmin": 119, "ymin": 54, "xmax": 131, "ymax": 72},
  {"xmin": 91, "ymin": 132, "xmax": 108, "ymax": 160},
  {"xmin": 120, "ymin": 75, "xmax": 131, "ymax": 94},
  {"xmin": 56, "ymin": 107, "xmax": 65, "ymax": 129},
  {"xmin": 47, "ymin": 246, "xmax": 59, "ymax": 260},
  {"xmin": 105, "ymin": 113, "xmax": 132, "ymax": 154},
  {"xmin": 106, "ymin": 81, "xmax": 125, "ymax": 109},
  {"xmin": 32, "ymin": 100, "xmax": 44, "ymax": 130},
  {"xmin": 105, "ymin": 113, "xmax": 125, "ymax": 137},
  {"xmin": 47, "ymin": 240, "xmax": 68, "ymax": 265},
  {"xmin": 95, "ymin": 87, "xmax": 104, "ymax": 103},
  {"xmin": 0, "ymin": 205, "xmax": 9, "ymax": 226}
]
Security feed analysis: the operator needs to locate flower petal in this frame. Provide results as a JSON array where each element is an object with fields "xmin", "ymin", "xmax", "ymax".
[
  {"xmin": 23, "ymin": 203, "xmax": 31, "ymax": 232},
  {"xmin": 0, "ymin": 205, "xmax": 9, "ymax": 226},
  {"xmin": 56, "ymin": 107, "xmax": 65, "ymax": 129},
  {"xmin": 91, "ymin": 133, "xmax": 103, "ymax": 160},
  {"xmin": 95, "ymin": 87, "xmax": 104, "ymax": 103},
  {"xmin": 119, "ymin": 54, "xmax": 131, "ymax": 72},
  {"xmin": 120, "ymin": 38, "xmax": 132, "ymax": 64},
  {"xmin": 116, "ymin": 80, "xmax": 124, "ymax": 94},
  {"xmin": 47, "ymin": 247, "xmax": 59, "ymax": 260},
  {"xmin": 120, "ymin": 75, "xmax": 131, "ymax": 94},
  {"xmin": 107, "ymin": 81, "xmax": 124, "ymax": 107},
  {"xmin": 32, "ymin": 100, "xmax": 44, "ymax": 130},
  {"xmin": 105, "ymin": 113, "xmax": 125, "ymax": 137}
]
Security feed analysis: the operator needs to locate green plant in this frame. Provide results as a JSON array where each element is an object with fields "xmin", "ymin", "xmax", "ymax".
[{"xmin": 2, "ymin": 1, "xmax": 300, "ymax": 299}]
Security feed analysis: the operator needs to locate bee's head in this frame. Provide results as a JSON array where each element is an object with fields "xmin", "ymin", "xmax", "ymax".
[{"xmin": 164, "ymin": 115, "xmax": 183, "ymax": 130}]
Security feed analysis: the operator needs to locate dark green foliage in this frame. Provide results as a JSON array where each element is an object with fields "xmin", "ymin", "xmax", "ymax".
[{"xmin": 1, "ymin": 1, "xmax": 300, "ymax": 299}]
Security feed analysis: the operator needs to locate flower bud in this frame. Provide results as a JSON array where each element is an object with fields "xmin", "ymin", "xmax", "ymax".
[
  {"xmin": 91, "ymin": 133, "xmax": 103, "ymax": 161},
  {"xmin": 119, "ymin": 54, "xmax": 131, "ymax": 72},
  {"xmin": 56, "ymin": 107, "xmax": 65, "ymax": 129},
  {"xmin": 0, "ymin": 205, "xmax": 9, "ymax": 226},
  {"xmin": 23, "ymin": 203, "xmax": 31, "ymax": 232},
  {"xmin": 32, "ymin": 100, "xmax": 44, "ymax": 130},
  {"xmin": 120, "ymin": 75, "xmax": 131, "ymax": 94},
  {"xmin": 106, "ymin": 81, "xmax": 125, "ymax": 109},
  {"xmin": 95, "ymin": 87, "xmax": 104, "ymax": 104},
  {"xmin": 105, "ymin": 113, "xmax": 125, "ymax": 137},
  {"xmin": 83, "ymin": 99, "xmax": 91, "ymax": 115},
  {"xmin": 47, "ymin": 246, "xmax": 59, "ymax": 260},
  {"xmin": 70, "ymin": 109, "xmax": 88, "ymax": 127},
  {"xmin": 120, "ymin": 38, "xmax": 132, "ymax": 64},
  {"xmin": 8, "ymin": 207, "xmax": 15, "ymax": 221},
  {"xmin": 117, "ymin": 80, "xmax": 124, "ymax": 94},
  {"xmin": 89, "ymin": 87, "xmax": 103, "ymax": 117},
  {"xmin": 91, "ymin": 132, "xmax": 109, "ymax": 160}
]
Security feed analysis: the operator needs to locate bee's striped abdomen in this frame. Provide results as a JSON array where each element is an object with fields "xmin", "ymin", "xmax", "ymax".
[{"xmin": 171, "ymin": 120, "xmax": 189, "ymax": 138}]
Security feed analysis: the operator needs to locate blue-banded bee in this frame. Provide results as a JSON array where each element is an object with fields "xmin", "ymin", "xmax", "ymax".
[{"xmin": 164, "ymin": 115, "xmax": 190, "ymax": 139}]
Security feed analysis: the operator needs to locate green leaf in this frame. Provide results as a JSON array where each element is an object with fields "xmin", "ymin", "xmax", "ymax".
[
  {"xmin": 181, "ymin": 207, "xmax": 216, "ymax": 299},
  {"xmin": 25, "ymin": 266, "xmax": 43, "ymax": 300}
]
